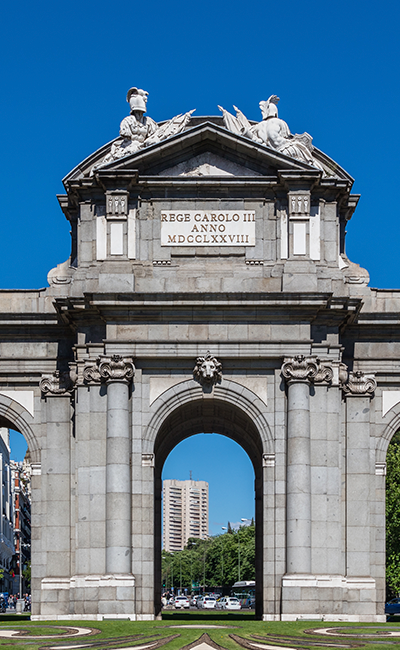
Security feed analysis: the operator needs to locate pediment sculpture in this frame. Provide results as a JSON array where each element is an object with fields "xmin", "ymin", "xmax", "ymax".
[
  {"xmin": 91, "ymin": 87, "xmax": 195, "ymax": 174},
  {"xmin": 91, "ymin": 88, "xmax": 327, "ymax": 176},
  {"xmin": 218, "ymin": 95, "xmax": 323, "ymax": 171}
]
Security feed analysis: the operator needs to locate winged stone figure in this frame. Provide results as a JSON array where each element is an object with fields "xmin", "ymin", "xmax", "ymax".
[
  {"xmin": 218, "ymin": 95, "xmax": 323, "ymax": 170},
  {"xmin": 91, "ymin": 88, "xmax": 195, "ymax": 174}
]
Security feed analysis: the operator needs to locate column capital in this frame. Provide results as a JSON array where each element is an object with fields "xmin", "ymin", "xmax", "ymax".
[
  {"xmin": 98, "ymin": 355, "xmax": 135, "ymax": 384},
  {"xmin": 82, "ymin": 359, "xmax": 102, "ymax": 384},
  {"xmin": 40, "ymin": 370, "xmax": 74, "ymax": 395},
  {"xmin": 281, "ymin": 355, "xmax": 332, "ymax": 385},
  {"xmin": 343, "ymin": 370, "xmax": 376, "ymax": 397}
]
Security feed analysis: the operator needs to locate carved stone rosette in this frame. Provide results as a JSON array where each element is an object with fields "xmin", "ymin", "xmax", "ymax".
[
  {"xmin": 281, "ymin": 355, "xmax": 333, "ymax": 385},
  {"xmin": 193, "ymin": 352, "xmax": 222, "ymax": 386},
  {"xmin": 40, "ymin": 370, "xmax": 73, "ymax": 395},
  {"xmin": 342, "ymin": 370, "xmax": 376, "ymax": 396},
  {"xmin": 98, "ymin": 355, "xmax": 135, "ymax": 384}
]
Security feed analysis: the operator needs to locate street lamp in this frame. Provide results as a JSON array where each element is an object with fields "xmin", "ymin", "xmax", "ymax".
[
  {"xmin": 203, "ymin": 547, "xmax": 206, "ymax": 593},
  {"xmin": 221, "ymin": 527, "xmax": 227, "ymax": 586},
  {"xmin": 19, "ymin": 542, "xmax": 30, "ymax": 598},
  {"xmin": 190, "ymin": 540, "xmax": 197, "ymax": 593},
  {"xmin": 238, "ymin": 518, "xmax": 246, "ymax": 582}
]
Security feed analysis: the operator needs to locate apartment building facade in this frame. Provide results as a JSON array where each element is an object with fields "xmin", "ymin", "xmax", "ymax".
[
  {"xmin": 0, "ymin": 429, "xmax": 14, "ymax": 592},
  {"xmin": 163, "ymin": 480, "xmax": 209, "ymax": 552},
  {"xmin": 11, "ymin": 456, "xmax": 31, "ymax": 595}
]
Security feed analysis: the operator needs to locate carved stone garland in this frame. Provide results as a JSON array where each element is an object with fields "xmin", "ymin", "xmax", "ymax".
[
  {"xmin": 281, "ymin": 355, "xmax": 333, "ymax": 384},
  {"xmin": 193, "ymin": 352, "xmax": 222, "ymax": 386}
]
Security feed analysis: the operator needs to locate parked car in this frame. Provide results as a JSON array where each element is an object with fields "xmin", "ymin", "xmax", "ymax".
[
  {"xmin": 201, "ymin": 596, "xmax": 217, "ymax": 609},
  {"xmin": 174, "ymin": 596, "xmax": 190, "ymax": 609},
  {"xmin": 385, "ymin": 598, "xmax": 400, "ymax": 615},
  {"xmin": 222, "ymin": 597, "xmax": 241, "ymax": 610}
]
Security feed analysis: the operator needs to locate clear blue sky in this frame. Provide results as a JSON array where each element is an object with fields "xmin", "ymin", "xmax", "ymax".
[
  {"xmin": 10, "ymin": 431, "xmax": 27, "ymax": 463},
  {"xmin": 2, "ymin": 0, "xmax": 400, "ymax": 529},
  {"xmin": 162, "ymin": 435, "xmax": 255, "ymax": 537}
]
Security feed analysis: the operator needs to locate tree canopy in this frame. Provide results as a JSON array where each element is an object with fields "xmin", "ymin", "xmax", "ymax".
[
  {"xmin": 386, "ymin": 430, "xmax": 400, "ymax": 597},
  {"xmin": 162, "ymin": 523, "xmax": 255, "ymax": 591}
]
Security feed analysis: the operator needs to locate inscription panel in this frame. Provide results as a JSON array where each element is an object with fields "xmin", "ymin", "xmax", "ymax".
[{"xmin": 160, "ymin": 210, "xmax": 255, "ymax": 246}]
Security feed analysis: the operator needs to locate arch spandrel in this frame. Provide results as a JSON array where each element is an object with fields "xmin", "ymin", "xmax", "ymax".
[
  {"xmin": 375, "ymin": 401, "xmax": 400, "ymax": 463},
  {"xmin": 144, "ymin": 379, "xmax": 273, "ymax": 472}
]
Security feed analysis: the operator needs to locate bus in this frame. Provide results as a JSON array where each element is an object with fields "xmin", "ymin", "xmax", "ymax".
[{"xmin": 230, "ymin": 581, "xmax": 255, "ymax": 608}]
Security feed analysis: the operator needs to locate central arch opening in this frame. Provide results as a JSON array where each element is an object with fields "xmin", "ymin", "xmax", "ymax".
[
  {"xmin": 162, "ymin": 435, "xmax": 255, "ymax": 600},
  {"xmin": 153, "ymin": 396, "xmax": 264, "ymax": 619}
]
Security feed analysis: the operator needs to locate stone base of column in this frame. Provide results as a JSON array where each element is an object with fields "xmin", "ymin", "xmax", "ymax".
[
  {"xmin": 281, "ymin": 574, "xmax": 383, "ymax": 621},
  {"xmin": 33, "ymin": 575, "xmax": 136, "ymax": 620}
]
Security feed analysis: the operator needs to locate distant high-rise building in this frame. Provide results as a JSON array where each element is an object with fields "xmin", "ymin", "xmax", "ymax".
[{"xmin": 163, "ymin": 479, "xmax": 208, "ymax": 551}]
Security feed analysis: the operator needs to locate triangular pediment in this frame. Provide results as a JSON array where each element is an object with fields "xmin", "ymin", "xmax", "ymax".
[
  {"xmin": 98, "ymin": 122, "xmax": 314, "ymax": 177},
  {"xmin": 63, "ymin": 120, "xmax": 353, "ymax": 183},
  {"xmin": 159, "ymin": 151, "xmax": 263, "ymax": 177},
  {"xmin": 64, "ymin": 121, "xmax": 318, "ymax": 183}
]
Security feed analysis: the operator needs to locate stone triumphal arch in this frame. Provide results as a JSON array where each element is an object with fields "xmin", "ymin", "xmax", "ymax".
[{"xmin": 1, "ymin": 89, "xmax": 399, "ymax": 621}]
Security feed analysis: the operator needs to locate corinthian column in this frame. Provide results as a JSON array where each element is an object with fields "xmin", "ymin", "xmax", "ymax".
[
  {"xmin": 281, "ymin": 355, "xmax": 319, "ymax": 574},
  {"xmin": 99, "ymin": 355, "xmax": 135, "ymax": 575}
]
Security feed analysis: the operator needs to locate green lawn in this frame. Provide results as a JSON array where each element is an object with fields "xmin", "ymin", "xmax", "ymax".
[{"xmin": 0, "ymin": 615, "xmax": 400, "ymax": 650}]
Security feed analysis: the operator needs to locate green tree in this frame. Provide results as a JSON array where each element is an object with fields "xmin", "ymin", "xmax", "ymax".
[
  {"xmin": 23, "ymin": 562, "xmax": 31, "ymax": 589},
  {"xmin": 386, "ymin": 430, "xmax": 400, "ymax": 597},
  {"xmin": 161, "ymin": 524, "xmax": 255, "ymax": 591}
]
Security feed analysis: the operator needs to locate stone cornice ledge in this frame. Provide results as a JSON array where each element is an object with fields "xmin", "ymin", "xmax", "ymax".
[
  {"xmin": 41, "ymin": 574, "xmax": 135, "ymax": 590},
  {"xmin": 282, "ymin": 574, "xmax": 376, "ymax": 589},
  {"xmin": 55, "ymin": 293, "xmax": 362, "ymax": 311}
]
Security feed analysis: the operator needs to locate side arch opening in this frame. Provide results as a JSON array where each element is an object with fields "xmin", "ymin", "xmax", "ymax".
[
  {"xmin": 385, "ymin": 429, "xmax": 400, "ymax": 604},
  {"xmin": 0, "ymin": 395, "xmax": 39, "ymax": 600}
]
